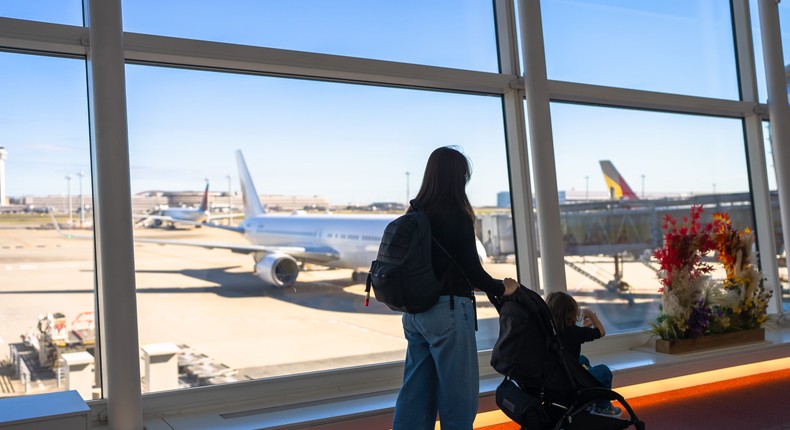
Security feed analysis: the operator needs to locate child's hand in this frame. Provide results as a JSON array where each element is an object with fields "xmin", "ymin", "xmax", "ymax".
[{"xmin": 581, "ymin": 309, "xmax": 595, "ymax": 327}]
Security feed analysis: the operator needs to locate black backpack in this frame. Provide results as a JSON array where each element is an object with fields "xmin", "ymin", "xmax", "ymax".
[{"xmin": 364, "ymin": 201, "xmax": 442, "ymax": 313}]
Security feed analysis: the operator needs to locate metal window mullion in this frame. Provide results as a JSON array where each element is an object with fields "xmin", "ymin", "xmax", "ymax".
[
  {"xmin": 494, "ymin": 0, "xmax": 540, "ymax": 291},
  {"xmin": 757, "ymin": 0, "xmax": 790, "ymax": 317},
  {"xmin": 84, "ymin": 0, "xmax": 142, "ymax": 428},
  {"xmin": 547, "ymin": 80, "xmax": 759, "ymax": 118},
  {"xmin": 0, "ymin": 17, "xmax": 87, "ymax": 56},
  {"xmin": 123, "ymin": 32, "xmax": 515, "ymax": 96},
  {"xmin": 517, "ymin": 0, "xmax": 566, "ymax": 295},
  {"xmin": 733, "ymin": 0, "xmax": 781, "ymax": 314}
]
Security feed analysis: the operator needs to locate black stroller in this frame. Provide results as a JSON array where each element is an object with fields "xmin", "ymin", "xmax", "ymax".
[{"xmin": 489, "ymin": 286, "xmax": 645, "ymax": 430}]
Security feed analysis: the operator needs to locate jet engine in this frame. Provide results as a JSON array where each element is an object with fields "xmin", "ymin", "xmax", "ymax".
[{"xmin": 254, "ymin": 253, "xmax": 300, "ymax": 287}]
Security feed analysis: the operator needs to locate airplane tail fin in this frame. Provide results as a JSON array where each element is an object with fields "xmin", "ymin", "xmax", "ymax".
[
  {"xmin": 600, "ymin": 160, "xmax": 639, "ymax": 200},
  {"xmin": 236, "ymin": 150, "xmax": 266, "ymax": 218},
  {"xmin": 199, "ymin": 182, "xmax": 209, "ymax": 212}
]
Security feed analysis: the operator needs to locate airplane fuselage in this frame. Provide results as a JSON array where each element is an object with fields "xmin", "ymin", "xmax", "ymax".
[
  {"xmin": 161, "ymin": 208, "xmax": 209, "ymax": 223},
  {"xmin": 241, "ymin": 213, "xmax": 397, "ymax": 269}
]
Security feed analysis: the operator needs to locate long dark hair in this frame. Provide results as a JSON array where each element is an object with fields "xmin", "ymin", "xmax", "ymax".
[
  {"xmin": 546, "ymin": 291, "xmax": 579, "ymax": 332},
  {"xmin": 413, "ymin": 146, "xmax": 474, "ymax": 222}
]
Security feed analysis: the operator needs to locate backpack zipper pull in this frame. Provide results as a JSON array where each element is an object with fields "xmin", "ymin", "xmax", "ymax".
[{"xmin": 364, "ymin": 272, "xmax": 372, "ymax": 306}]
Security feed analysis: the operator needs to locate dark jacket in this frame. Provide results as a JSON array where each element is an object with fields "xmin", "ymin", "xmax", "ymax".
[
  {"xmin": 425, "ymin": 207, "xmax": 505, "ymax": 298},
  {"xmin": 558, "ymin": 325, "xmax": 602, "ymax": 360}
]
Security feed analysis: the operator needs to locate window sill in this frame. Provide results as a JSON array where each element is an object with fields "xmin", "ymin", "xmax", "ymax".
[{"xmin": 85, "ymin": 325, "xmax": 790, "ymax": 430}]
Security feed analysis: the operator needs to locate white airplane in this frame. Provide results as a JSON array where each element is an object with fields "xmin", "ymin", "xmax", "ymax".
[
  {"xmin": 204, "ymin": 150, "xmax": 400, "ymax": 286},
  {"xmin": 53, "ymin": 150, "xmax": 490, "ymax": 287},
  {"xmin": 133, "ymin": 182, "xmax": 241, "ymax": 229},
  {"xmin": 126, "ymin": 151, "xmax": 397, "ymax": 287}
]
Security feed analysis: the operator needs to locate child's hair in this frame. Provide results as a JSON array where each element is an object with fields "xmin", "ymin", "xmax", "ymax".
[{"xmin": 546, "ymin": 291, "xmax": 579, "ymax": 332}]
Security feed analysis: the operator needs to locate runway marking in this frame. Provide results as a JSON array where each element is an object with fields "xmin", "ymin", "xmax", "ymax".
[
  {"xmin": 1, "ymin": 262, "xmax": 91, "ymax": 271},
  {"xmin": 140, "ymin": 315, "xmax": 403, "ymax": 340},
  {"xmin": 0, "ymin": 244, "xmax": 62, "ymax": 250}
]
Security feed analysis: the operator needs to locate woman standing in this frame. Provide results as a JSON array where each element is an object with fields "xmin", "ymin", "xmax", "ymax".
[{"xmin": 392, "ymin": 146, "xmax": 519, "ymax": 430}]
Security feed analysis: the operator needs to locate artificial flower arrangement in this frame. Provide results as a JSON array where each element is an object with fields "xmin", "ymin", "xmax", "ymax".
[{"xmin": 649, "ymin": 205, "xmax": 772, "ymax": 341}]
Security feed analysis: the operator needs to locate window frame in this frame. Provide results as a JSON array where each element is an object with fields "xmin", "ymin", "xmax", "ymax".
[{"xmin": 1, "ymin": 0, "xmax": 787, "ymax": 425}]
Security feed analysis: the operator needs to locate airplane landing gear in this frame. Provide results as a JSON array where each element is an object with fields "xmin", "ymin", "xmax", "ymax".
[
  {"xmin": 351, "ymin": 271, "xmax": 368, "ymax": 283},
  {"xmin": 604, "ymin": 253, "xmax": 632, "ymax": 293}
]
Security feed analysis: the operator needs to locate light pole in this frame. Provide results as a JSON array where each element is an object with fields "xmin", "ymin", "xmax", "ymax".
[
  {"xmin": 226, "ymin": 174, "xmax": 232, "ymax": 224},
  {"xmin": 78, "ymin": 171, "xmax": 85, "ymax": 227},
  {"xmin": 641, "ymin": 174, "xmax": 645, "ymax": 198},
  {"xmin": 405, "ymin": 172, "xmax": 410, "ymax": 205},
  {"xmin": 65, "ymin": 175, "xmax": 73, "ymax": 226}
]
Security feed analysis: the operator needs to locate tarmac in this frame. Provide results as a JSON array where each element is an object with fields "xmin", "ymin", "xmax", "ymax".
[{"xmin": 0, "ymin": 219, "xmax": 753, "ymax": 397}]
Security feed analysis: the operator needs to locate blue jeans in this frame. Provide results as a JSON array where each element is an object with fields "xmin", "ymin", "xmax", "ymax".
[
  {"xmin": 392, "ymin": 296, "xmax": 478, "ymax": 430},
  {"xmin": 579, "ymin": 355, "xmax": 613, "ymax": 408}
]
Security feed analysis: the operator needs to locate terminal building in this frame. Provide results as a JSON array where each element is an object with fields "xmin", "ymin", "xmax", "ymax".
[{"xmin": 1, "ymin": 2, "xmax": 790, "ymax": 430}]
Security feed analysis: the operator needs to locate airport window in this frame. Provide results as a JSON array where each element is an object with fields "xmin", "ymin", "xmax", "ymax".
[
  {"xmin": 550, "ymin": 102, "xmax": 755, "ymax": 334},
  {"xmin": 0, "ymin": 0, "xmax": 83, "ymax": 26},
  {"xmin": 0, "ymin": 52, "xmax": 96, "ymax": 399},
  {"xmin": 781, "ymin": 1, "xmax": 790, "ymax": 102},
  {"xmin": 121, "ymin": 0, "xmax": 499, "ymax": 72},
  {"xmin": 750, "ymin": 0, "xmax": 769, "ymax": 104},
  {"xmin": 541, "ymin": 0, "xmax": 739, "ymax": 99},
  {"xmin": 125, "ymin": 63, "xmax": 516, "ymax": 391},
  {"xmin": 764, "ymin": 122, "xmax": 789, "ymax": 310},
  {"xmin": 749, "ymin": 0, "xmax": 790, "ymax": 104},
  {"xmin": 2, "ymin": 0, "xmax": 790, "ymax": 426}
]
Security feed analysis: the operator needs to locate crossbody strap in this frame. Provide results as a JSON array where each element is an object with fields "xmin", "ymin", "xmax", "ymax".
[{"xmin": 431, "ymin": 237, "xmax": 478, "ymax": 331}]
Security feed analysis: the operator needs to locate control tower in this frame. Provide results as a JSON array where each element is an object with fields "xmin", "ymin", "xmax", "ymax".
[{"xmin": 0, "ymin": 146, "xmax": 6, "ymax": 205}]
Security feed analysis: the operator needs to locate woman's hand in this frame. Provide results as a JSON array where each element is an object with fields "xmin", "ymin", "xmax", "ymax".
[{"xmin": 502, "ymin": 277, "xmax": 519, "ymax": 296}]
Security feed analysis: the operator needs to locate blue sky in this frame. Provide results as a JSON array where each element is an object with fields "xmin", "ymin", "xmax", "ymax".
[{"xmin": 0, "ymin": 0, "xmax": 788, "ymax": 206}]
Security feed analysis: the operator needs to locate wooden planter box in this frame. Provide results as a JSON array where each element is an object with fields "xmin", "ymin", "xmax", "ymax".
[{"xmin": 655, "ymin": 328, "xmax": 765, "ymax": 354}]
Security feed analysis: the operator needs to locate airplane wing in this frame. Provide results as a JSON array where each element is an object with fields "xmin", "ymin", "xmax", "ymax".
[
  {"xmin": 51, "ymin": 213, "xmax": 340, "ymax": 264},
  {"xmin": 132, "ymin": 213, "xmax": 176, "ymax": 222},
  {"xmin": 206, "ymin": 213, "xmax": 245, "ymax": 221},
  {"xmin": 133, "ymin": 237, "xmax": 340, "ymax": 264}
]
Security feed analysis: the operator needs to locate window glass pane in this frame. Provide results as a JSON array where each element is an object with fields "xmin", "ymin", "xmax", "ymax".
[
  {"xmin": 782, "ymin": 1, "xmax": 790, "ymax": 100},
  {"xmin": 0, "ymin": 52, "xmax": 95, "ymax": 399},
  {"xmin": 542, "ymin": 0, "xmax": 738, "ymax": 99},
  {"xmin": 125, "ymin": 65, "xmax": 515, "ymax": 391},
  {"xmin": 0, "ymin": 0, "xmax": 83, "ymax": 26},
  {"xmin": 551, "ymin": 103, "xmax": 754, "ymax": 334},
  {"xmin": 750, "ymin": 0, "xmax": 769, "ymax": 103},
  {"xmin": 750, "ymin": 0, "xmax": 789, "ymax": 103},
  {"xmin": 764, "ymin": 122, "xmax": 788, "ymax": 311},
  {"xmin": 122, "ymin": 0, "xmax": 498, "ymax": 72}
]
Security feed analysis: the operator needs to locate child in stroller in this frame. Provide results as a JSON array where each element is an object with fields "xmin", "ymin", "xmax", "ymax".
[
  {"xmin": 547, "ymin": 291, "xmax": 621, "ymax": 417},
  {"xmin": 489, "ymin": 285, "xmax": 645, "ymax": 430}
]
